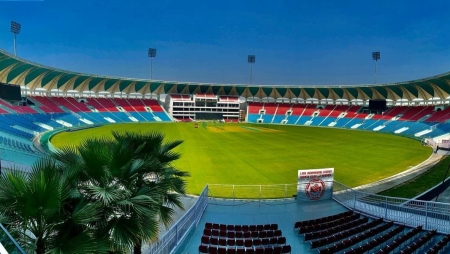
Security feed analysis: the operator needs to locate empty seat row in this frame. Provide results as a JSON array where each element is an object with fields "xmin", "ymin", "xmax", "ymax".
[
  {"xmin": 298, "ymin": 213, "xmax": 360, "ymax": 234},
  {"xmin": 376, "ymin": 225, "xmax": 423, "ymax": 254},
  {"xmin": 198, "ymin": 244, "xmax": 291, "ymax": 254},
  {"xmin": 310, "ymin": 218, "xmax": 383, "ymax": 249},
  {"xmin": 425, "ymin": 234, "xmax": 450, "ymax": 254},
  {"xmin": 201, "ymin": 236, "xmax": 286, "ymax": 248},
  {"xmin": 294, "ymin": 210, "xmax": 353, "ymax": 230},
  {"xmin": 318, "ymin": 221, "xmax": 394, "ymax": 254},
  {"xmin": 400, "ymin": 230, "xmax": 437, "ymax": 254},
  {"xmin": 204, "ymin": 229, "xmax": 282, "ymax": 239},
  {"xmin": 344, "ymin": 224, "xmax": 405, "ymax": 254},
  {"xmin": 305, "ymin": 217, "xmax": 368, "ymax": 241},
  {"xmin": 206, "ymin": 223, "xmax": 278, "ymax": 232}
]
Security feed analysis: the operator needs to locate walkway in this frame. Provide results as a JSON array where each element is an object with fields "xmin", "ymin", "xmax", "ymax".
[{"xmin": 176, "ymin": 199, "xmax": 348, "ymax": 254}]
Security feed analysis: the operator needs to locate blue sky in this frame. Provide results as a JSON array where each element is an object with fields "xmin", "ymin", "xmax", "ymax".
[{"xmin": 1, "ymin": 0, "xmax": 450, "ymax": 86}]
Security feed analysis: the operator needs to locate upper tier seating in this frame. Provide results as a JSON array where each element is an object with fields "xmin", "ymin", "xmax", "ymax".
[
  {"xmin": 248, "ymin": 102, "xmax": 262, "ymax": 114},
  {"xmin": 112, "ymin": 98, "xmax": 135, "ymax": 112},
  {"xmin": 400, "ymin": 106, "xmax": 435, "ymax": 121},
  {"xmin": 127, "ymin": 98, "xmax": 149, "ymax": 112},
  {"xmin": 30, "ymin": 96, "xmax": 65, "ymax": 113},
  {"xmin": 170, "ymin": 94, "xmax": 191, "ymax": 100},
  {"xmin": 144, "ymin": 99, "xmax": 165, "ymax": 112},
  {"xmin": 263, "ymin": 103, "xmax": 277, "ymax": 114},
  {"xmin": 49, "ymin": 96, "xmax": 91, "ymax": 112},
  {"xmin": 276, "ymin": 103, "xmax": 291, "ymax": 115},
  {"xmin": 425, "ymin": 107, "xmax": 450, "ymax": 122},
  {"xmin": 90, "ymin": 98, "xmax": 119, "ymax": 112},
  {"xmin": 0, "ymin": 99, "xmax": 37, "ymax": 114},
  {"xmin": 219, "ymin": 96, "xmax": 239, "ymax": 102}
]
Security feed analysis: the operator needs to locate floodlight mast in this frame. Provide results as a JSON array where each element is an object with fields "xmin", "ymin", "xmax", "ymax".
[
  {"xmin": 372, "ymin": 52, "xmax": 380, "ymax": 84},
  {"xmin": 10, "ymin": 21, "xmax": 21, "ymax": 56},
  {"xmin": 248, "ymin": 55, "xmax": 255, "ymax": 84},
  {"xmin": 148, "ymin": 48, "xmax": 156, "ymax": 80}
]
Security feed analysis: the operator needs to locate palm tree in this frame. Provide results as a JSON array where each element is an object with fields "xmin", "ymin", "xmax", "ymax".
[
  {"xmin": 0, "ymin": 159, "xmax": 108, "ymax": 254},
  {"xmin": 52, "ymin": 131, "xmax": 189, "ymax": 253}
]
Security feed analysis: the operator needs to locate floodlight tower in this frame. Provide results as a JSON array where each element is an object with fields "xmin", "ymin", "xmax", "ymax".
[
  {"xmin": 372, "ymin": 52, "xmax": 380, "ymax": 84},
  {"xmin": 248, "ymin": 55, "xmax": 255, "ymax": 84},
  {"xmin": 11, "ymin": 21, "xmax": 21, "ymax": 56},
  {"xmin": 148, "ymin": 48, "xmax": 156, "ymax": 80}
]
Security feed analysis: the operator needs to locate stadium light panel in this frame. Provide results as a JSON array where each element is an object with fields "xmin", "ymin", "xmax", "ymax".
[
  {"xmin": 10, "ymin": 21, "xmax": 21, "ymax": 34},
  {"xmin": 248, "ymin": 55, "xmax": 255, "ymax": 63},
  {"xmin": 148, "ymin": 48, "xmax": 156, "ymax": 58},
  {"xmin": 372, "ymin": 52, "xmax": 380, "ymax": 61}
]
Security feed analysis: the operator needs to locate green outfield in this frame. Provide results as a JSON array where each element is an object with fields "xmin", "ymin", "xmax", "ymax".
[{"xmin": 50, "ymin": 122, "xmax": 431, "ymax": 196}]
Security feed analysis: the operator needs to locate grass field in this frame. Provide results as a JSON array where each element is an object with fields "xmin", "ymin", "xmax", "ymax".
[
  {"xmin": 50, "ymin": 122, "xmax": 431, "ymax": 195},
  {"xmin": 379, "ymin": 156, "xmax": 450, "ymax": 198}
]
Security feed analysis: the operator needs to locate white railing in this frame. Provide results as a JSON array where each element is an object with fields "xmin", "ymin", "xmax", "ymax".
[
  {"xmin": 143, "ymin": 186, "xmax": 209, "ymax": 254},
  {"xmin": 333, "ymin": 181, "xmax": 450, "ymax": 234},
  {"xmin": 207, "ymin": 183, "xmax": 298, "ymax": 202}
]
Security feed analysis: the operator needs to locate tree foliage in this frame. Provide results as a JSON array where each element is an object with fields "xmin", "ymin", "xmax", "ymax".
[{"xmin": 0, "ymin": 131, "xmax": 189, "ymax": 253}]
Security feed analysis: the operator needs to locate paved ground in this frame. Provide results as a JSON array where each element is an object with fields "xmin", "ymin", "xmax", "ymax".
[{"xmin": 177, "ymin": 199, "xmax": 348, "ymax": 254}]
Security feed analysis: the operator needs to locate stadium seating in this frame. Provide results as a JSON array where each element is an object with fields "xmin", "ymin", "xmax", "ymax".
[
  {"xmin": 292, "ymin": 210, "xmax": 446, "ymax": 254},
  {"xmin": 0, "ymin": 96, "xmax": 172, "ymax": 168},
  {"xmin": 199, "ymin": 223, "xmax": 290, "ymax": 253},
  {"xmin": 30, "ymin": 96, "xmax": 65, "ymax": 113}
]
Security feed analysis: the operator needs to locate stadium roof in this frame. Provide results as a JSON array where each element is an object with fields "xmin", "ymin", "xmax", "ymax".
[{"xmin": 1, "ymin": 48, "xmax": 450, "ymax": 101}]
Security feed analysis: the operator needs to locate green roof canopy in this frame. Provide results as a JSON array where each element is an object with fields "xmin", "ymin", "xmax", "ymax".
[{"xmin": 2, "ymin": 48, "xmax": 450, "ymax": 102}]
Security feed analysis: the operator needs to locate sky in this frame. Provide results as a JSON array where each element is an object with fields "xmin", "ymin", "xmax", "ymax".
[{"xmin": 1, "ymin": 0, "xmax": 450, "ymax": 86}]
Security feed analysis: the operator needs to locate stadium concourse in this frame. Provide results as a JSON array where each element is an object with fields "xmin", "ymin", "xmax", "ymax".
[{"xmin": 2, "ymin": 49, "xmax": 450, "ymax": 253}]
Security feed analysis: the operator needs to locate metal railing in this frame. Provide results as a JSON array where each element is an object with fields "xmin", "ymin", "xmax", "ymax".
[
  {"xmin": 207, "ymin": 184, "xmax": 298, "ymax": 201},
  {"xmin": 333, "ymin": 181, "xmax": 450, "ymax": 234},
  {"xmin": 0, "ymin": 223, "xmax": 26, "ymax": 254},
  {"xmin": 143, "ymin": 186, "xmax": 208, "ymax": 254}
]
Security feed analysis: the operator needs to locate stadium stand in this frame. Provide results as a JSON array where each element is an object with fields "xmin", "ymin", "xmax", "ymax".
[
  {"xmin": 292, "ymin": 211, "xmax": 448, "ymax": 254},
  {"xmin": 199, "ymin": 223, "xmax": 290, "ymax": 254}
]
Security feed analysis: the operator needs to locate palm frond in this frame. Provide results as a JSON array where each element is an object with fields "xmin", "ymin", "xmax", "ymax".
[{"xmin": 47, "ymin": 232, "xmax": 110, "ymax": 254}]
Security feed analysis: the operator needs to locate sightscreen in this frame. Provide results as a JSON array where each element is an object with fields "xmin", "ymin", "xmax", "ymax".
[{"xmin": 195, "ymin": 113, "xmax": 223, "ymax": 120}]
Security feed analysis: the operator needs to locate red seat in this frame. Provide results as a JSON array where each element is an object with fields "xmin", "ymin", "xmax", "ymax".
[
  {"xmin": 244, "ymin": 238, "xmax": 252, "ymax": 247},
  {"xmin": 204, "ymin": 228, "xmax": 211, "ymax": 236},
  {"xmin": 227, "ymin": 238, "xmax": 236, "ymax": 247},
  {"xmin": 218, "ymin": 238, "xmax": 227, "ymax": 247},
  {"xmin": 236, "ymin": 248, "xmax": 245, "ymax": 254},
  {"xmin": 228, "ymin": 248, "xmax": 237, "ymax": 254},
  {"xmin": 217, "ymin": 247, "xmax": 227, "ymax": 254},
  {"xmin": 199, "ymin": 244, "xmax": 209, "ymax": 254},
  {"xmin": 277, "ymin": 237, "xmax": 286, "ymax": 246},
  {"xmin": 273, "ymin": 246, "xmax": 282, "ymax": 254},
  {"xmin": 254, "ymin": 247, "xmax": 264, "ymax": 254},
  {"xmin": 281, "ymin": 245, "xmax": 291, "ymax": 254},
  {"xmin": 201, "ymin": 235, "xmax": 209, "ymax": 245}
]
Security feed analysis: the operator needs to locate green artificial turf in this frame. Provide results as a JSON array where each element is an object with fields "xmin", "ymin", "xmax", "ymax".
[
  {"xmin": 378, "ymin": 156, "xmax": 450, "ymax": 198},
  {"xmin": 50, "ymin": 122, "xmax": 431, "ymax": 196}
]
